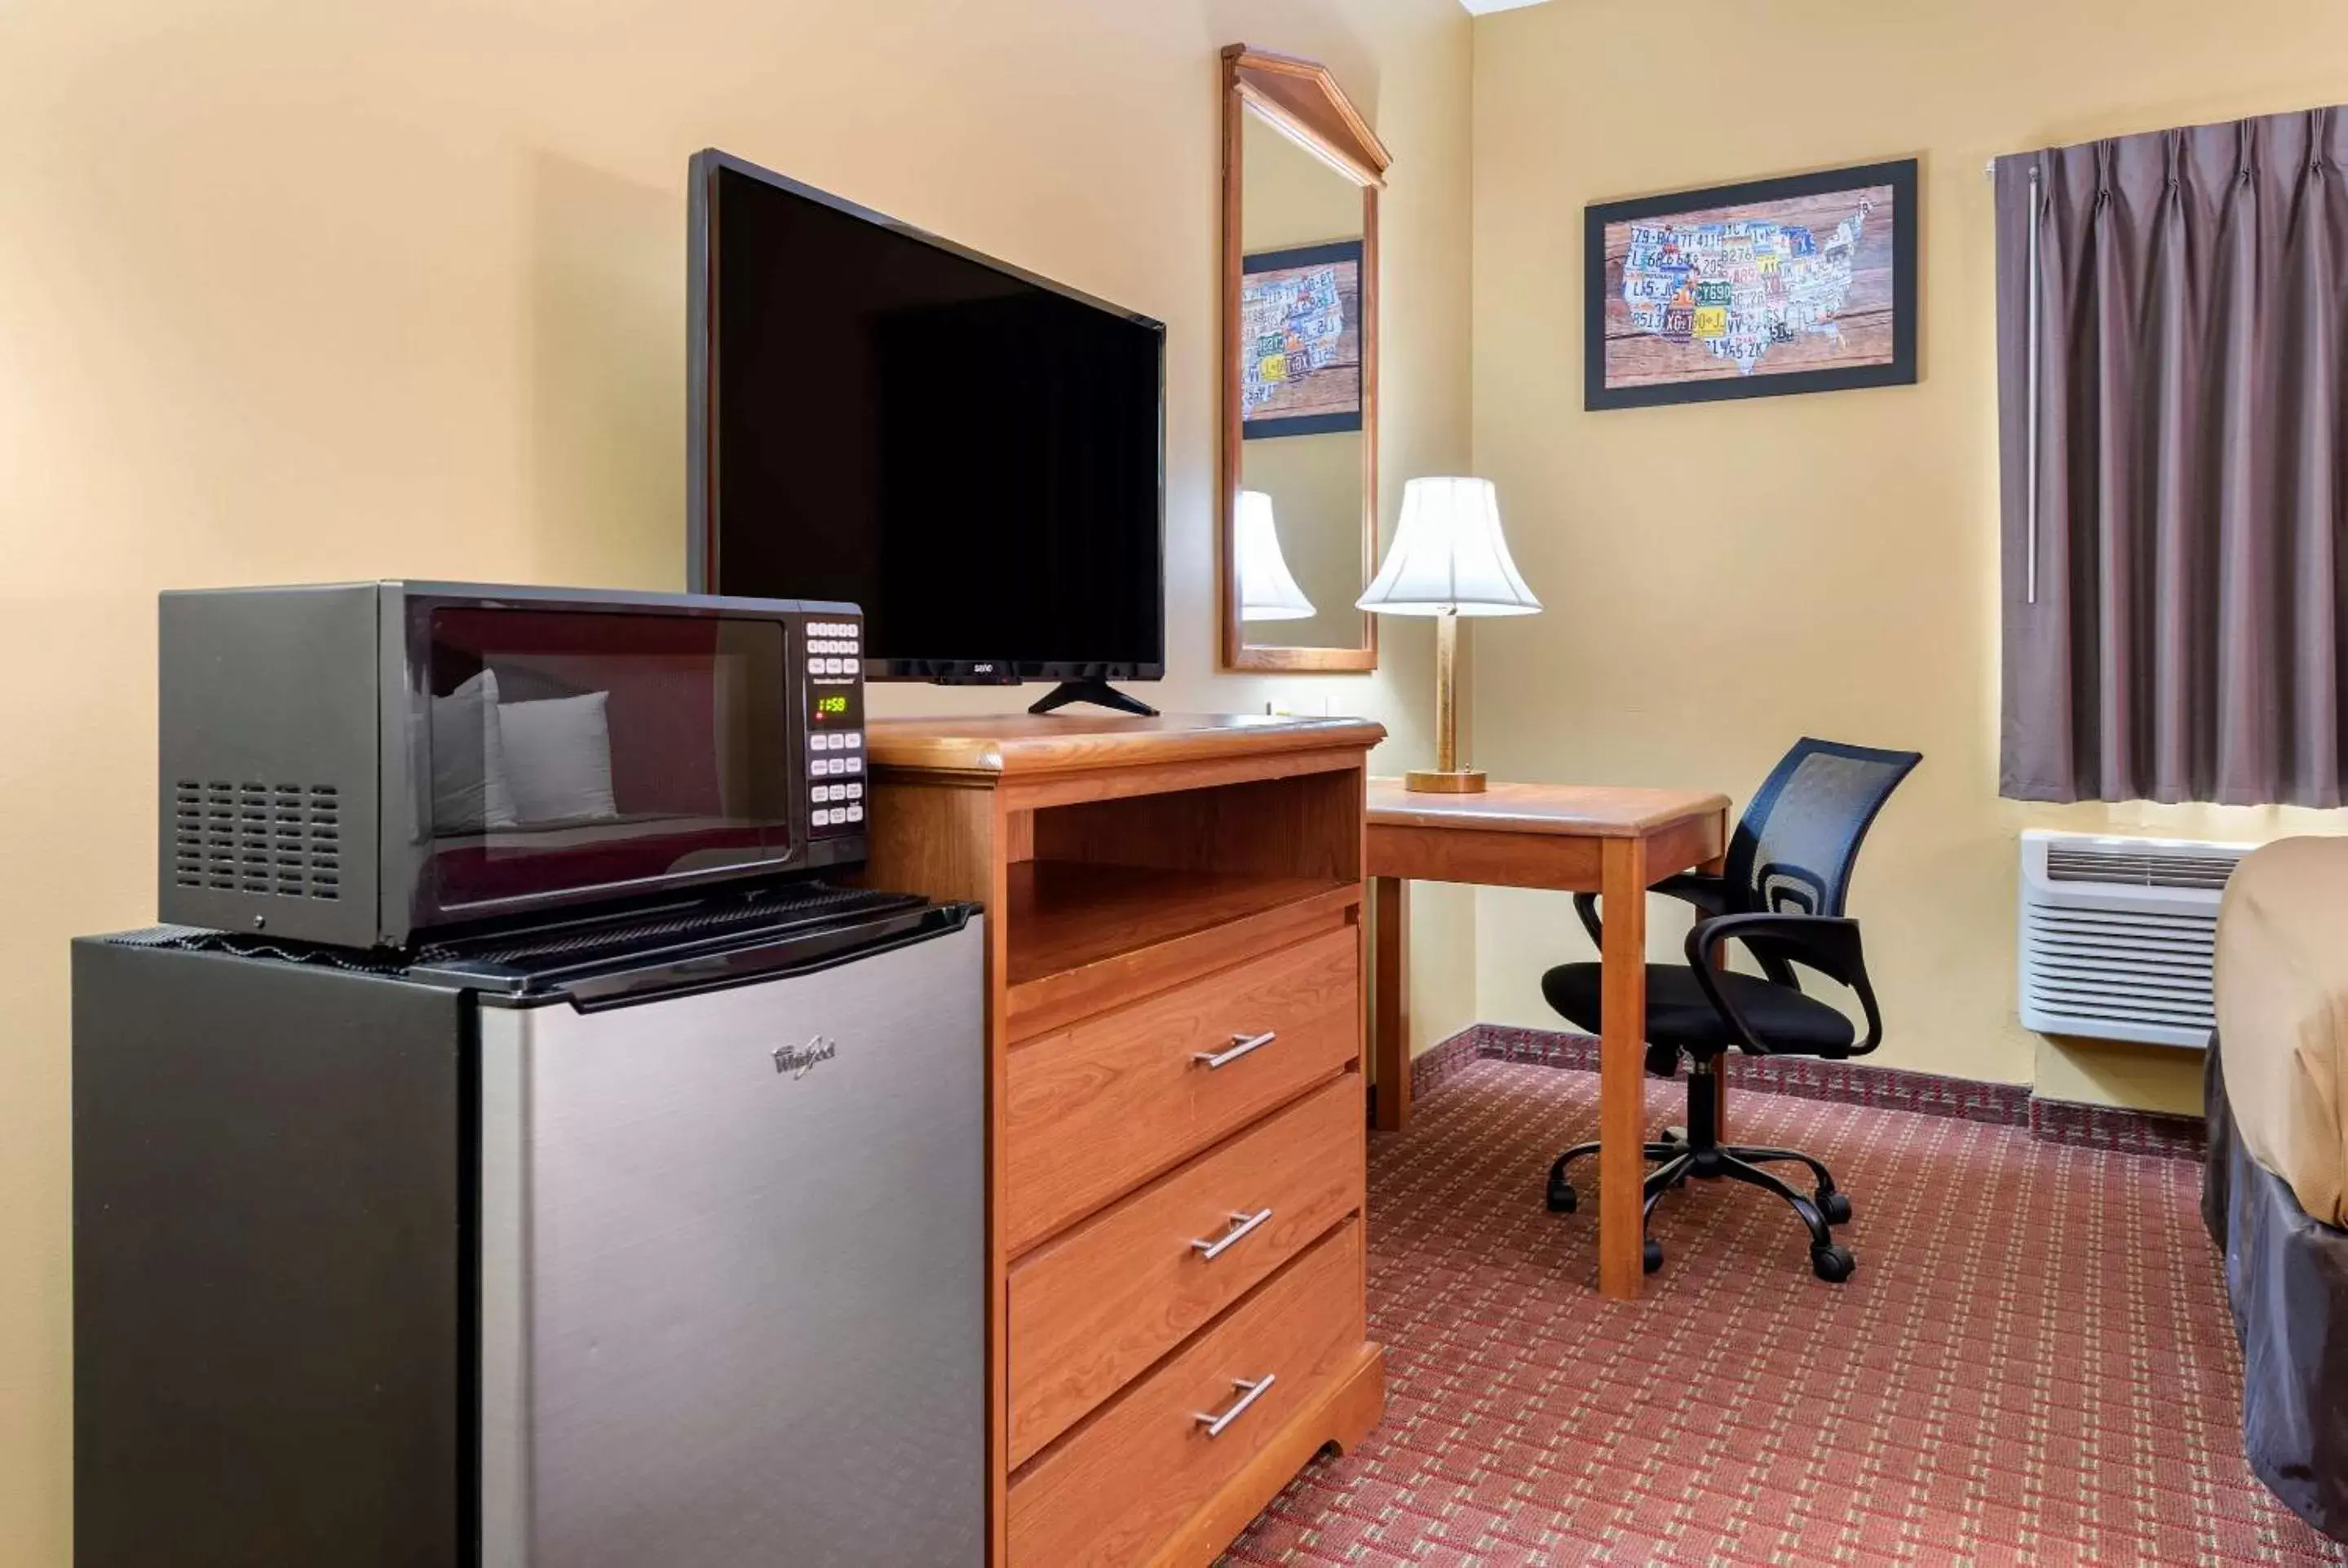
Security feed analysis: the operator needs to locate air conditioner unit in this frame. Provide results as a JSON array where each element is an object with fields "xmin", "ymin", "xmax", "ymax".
[{"xmin": 2018, "ymin": 828, "xmax": 2252, "ymax": 1049}]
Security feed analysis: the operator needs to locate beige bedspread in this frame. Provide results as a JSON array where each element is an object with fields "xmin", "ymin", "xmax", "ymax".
[{"xmin": 2218, "ymin": 836, "xmax": 2348, "ymax": 1227}]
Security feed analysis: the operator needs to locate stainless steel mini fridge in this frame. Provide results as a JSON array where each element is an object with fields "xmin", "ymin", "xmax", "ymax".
[{"xmin": 73, "ymin": 886, "xmax": 984, "ymax": 1568}]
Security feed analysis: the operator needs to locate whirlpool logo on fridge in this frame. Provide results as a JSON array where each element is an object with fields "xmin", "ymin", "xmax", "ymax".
[{"xmin": 772, "ymin": 1035, "xmax": 838, "ymax": 1080}]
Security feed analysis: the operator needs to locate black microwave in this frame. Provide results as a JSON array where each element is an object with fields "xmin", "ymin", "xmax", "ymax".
[{"xmin": 157, "ymin": 582, "xmax": 868, "ymax": 949}]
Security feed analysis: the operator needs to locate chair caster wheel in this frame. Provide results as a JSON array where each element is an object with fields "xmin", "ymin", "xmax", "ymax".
[
  {"xmin": 1642, "ymin": 1239, "xmax": 1664, "ymax": 1274},
  {"xmin": 1546, "ymin": 1181, "xmax": 1577, "ymax": 1214},
  {"xmin": 1820, "ymin": 1191, "xmax": 1852, "ymax": 1226},
  {"xmin": 1811, "ymin": 1244, "xmax": 1855, "ymax": 1283}
]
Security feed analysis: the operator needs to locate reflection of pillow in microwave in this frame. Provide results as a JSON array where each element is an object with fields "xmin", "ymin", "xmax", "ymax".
[
  {"xmin": 500, "ymin": 691, "xmax": 619, "ymax": 824},
  {"xmin": 431, "ymin": 669, "xmax": 518, "ymax": 833},
  {"xmin": 487, "ymin": 662, "xmax": 594, "ymax": 704}
]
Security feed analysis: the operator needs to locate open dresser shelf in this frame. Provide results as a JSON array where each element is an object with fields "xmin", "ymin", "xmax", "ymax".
[
  {"xmin": 856, "ymin": 712, "xmax": 1388, "ymax": 1568},
  {"xmin": 1006, "ymin": 862, "xmax": 1355, "ymax": 1041}
]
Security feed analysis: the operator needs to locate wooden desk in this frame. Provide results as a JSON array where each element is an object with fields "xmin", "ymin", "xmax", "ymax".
[{"xmin": 1365, "ymin": 779, "xmax": 1731, "ymax": 1300}]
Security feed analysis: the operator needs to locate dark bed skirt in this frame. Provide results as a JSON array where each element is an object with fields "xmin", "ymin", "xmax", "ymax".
[{"xmin": 2204, "ymin": 1032, "xmax": 2348, "ymax": 1544}]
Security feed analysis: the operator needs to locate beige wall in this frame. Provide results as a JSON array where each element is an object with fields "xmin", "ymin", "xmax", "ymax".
[
  {"xmin": 1468, "ymin": 0, "xmax": 2348, "ymax": 1109},
  {"xmin": 0, "ymin": 2, "xmax": 1473, "ymax": 1557}
]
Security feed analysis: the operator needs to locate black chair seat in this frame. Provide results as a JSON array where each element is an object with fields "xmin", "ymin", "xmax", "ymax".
[{"xmin": 1540, "ymin": 961, "xmax": 1856, "ymax": 1059}]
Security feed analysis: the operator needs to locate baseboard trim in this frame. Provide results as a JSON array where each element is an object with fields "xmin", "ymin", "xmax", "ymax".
[
  {"xmin": 1404, "ymin": 1028, "xmax": 1482, "ymax": 1107},
  {"xmin": 2025, "ymin": 1095, "xmax": 2207, "ymax": 1160},
  {"xmin": 1407, "ymin": 1023, "xmax": 2205, "ymax": 1162}
]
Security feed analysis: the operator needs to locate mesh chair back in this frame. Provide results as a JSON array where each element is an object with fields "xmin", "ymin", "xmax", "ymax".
[{"xmin": 1722, "ymin": 739, "xmax": 1921, "ymax": 917}]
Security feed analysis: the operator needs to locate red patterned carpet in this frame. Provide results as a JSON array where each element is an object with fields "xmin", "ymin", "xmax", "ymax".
[{"xmin": 1221, "ymin": 1058, "xmax": 2346, "ymax": 1566}]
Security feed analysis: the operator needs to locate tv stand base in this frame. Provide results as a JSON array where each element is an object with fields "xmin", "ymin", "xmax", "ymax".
[{"xmin": 1026, "ymin": 679, "xmax": 1160, "ymax": 718}]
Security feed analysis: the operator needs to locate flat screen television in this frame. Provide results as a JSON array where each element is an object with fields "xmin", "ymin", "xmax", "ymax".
[{"xmin": 687, "ymin": 149, "xmax": 1168, "ymax": 715}]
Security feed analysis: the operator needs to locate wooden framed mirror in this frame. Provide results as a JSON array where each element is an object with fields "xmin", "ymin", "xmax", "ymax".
[{"xmin": 1219, "ymin": 46, "xmax": 1390, "ymax": 673}]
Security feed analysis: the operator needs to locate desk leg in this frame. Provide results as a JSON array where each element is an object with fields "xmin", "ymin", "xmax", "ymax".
[
  {"xmin": 1371, "ymin": 875, "xmax": 1410, "ymax": 1132},
  {"xmin": 1598, "ymin": 837, "xmax": 1648, "ymax": 1300}
]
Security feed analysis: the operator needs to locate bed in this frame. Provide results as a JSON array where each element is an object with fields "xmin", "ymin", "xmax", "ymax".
[{"xmin": 2204, "ymin": 834, "xmax": 2348, "ymax": 1544}]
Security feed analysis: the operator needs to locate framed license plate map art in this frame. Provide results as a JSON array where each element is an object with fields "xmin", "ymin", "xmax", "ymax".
[
  {"xmin": 1585, "ymin": 158, "xmax": 1917, "ymax": 410},
  {"xmin": 1240, "ymin": 240, "xmax": 1364, "ymax": 438}
]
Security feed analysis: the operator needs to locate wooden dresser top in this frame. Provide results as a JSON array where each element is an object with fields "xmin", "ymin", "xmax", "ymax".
[{"xmin": 867, "ymin": 712, "xmax": 1386, "ymax": 778}]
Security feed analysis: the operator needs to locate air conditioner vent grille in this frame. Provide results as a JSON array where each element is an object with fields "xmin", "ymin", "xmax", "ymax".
[
  {"xmin": 2045, "ymin": 845, "xmax": 2243, "ymax": 890},
  {"xmin": 174, "ymin": 780, "xmax": 342, "ymax": 899},
  {"xmin": 2023, "ymin": 911, "xmax": 2218, "ymax": 1030}
]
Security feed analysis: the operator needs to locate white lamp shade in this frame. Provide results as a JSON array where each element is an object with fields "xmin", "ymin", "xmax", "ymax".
[
  {"xmin": 1235, "ymin": 490, "xmax": 1317, "ymax": 621},
  {"xmin": 1356, "ymin": 476, "xmax": 1541, "ymax": 616}
]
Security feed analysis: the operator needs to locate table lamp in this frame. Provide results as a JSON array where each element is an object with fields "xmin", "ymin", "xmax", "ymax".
[
  {"xmin": 1356, "ymin": 476, "xmax": 1541, "ymax": 793},
  {"xmin": 1235, "ymin": 489, "xmax": 1317, "ymax": 621}
]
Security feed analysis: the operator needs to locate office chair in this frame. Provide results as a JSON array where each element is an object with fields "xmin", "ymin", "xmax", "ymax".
[{"xmin": 1540, "ymin": 738, "xmax": 1920, "ymax": 1283}]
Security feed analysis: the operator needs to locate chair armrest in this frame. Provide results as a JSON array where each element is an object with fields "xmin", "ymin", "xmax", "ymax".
[
  {"xmin": 1684, "ymin": 912, "xmax": 1884, "ymax": 1056},
  {"xmin": 1572, "ymin": 872, "xmax": 1733, "ymax": 949},
  {"xmin": 1656, "ymin": 872, "xmax": 1736, "ymax": 918}
]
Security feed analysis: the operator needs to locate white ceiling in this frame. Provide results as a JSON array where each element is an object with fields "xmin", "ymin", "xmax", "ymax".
[{"xmin": 1460, "ymin": 0, "xmax": 1553, "ymax": 13}]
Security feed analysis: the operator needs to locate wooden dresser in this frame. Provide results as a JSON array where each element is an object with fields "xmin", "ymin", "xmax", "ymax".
[{"xmin": 858, "ymin": 713, "xmax": 1388, "ymax": 1568}]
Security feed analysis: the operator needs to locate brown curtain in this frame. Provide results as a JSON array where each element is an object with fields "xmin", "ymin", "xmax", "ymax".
[{"xmin": 1997, "ymin": 106, "xmax": 2348, "ymax": 806}]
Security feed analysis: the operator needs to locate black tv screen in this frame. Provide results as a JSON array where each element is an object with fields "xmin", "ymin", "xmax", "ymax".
[{"xmin": 688, "ymin": 150, "xmax": 1166, "ymax": 686}]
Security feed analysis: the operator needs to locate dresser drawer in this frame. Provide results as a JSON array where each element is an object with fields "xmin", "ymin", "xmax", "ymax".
[
  {"xmin": 1007, "ymin": 1217, "xmax": 1365, "ymax": 1568},
  {"xmin": 1006, "ymin": 1071, "xmax": 1363, "ymax": 1468},
  {"xmin": 1002, "ymin": 925, "xmax": 1360, "ymax": 1255}
]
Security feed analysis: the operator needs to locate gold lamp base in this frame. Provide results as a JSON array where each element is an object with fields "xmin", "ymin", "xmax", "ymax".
[
  {"xmin": 1408, "ymin": 611, "xmax": 1484, "ymax": 794},
  {"xmin": 1405, "ymin": 768, "xmax": 1487, "ymax": 793}
]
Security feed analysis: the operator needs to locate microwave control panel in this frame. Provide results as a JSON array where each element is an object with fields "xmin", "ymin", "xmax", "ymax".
[{"xmin": 804, "ymin": 617, "xmax": 865, "ymax": 835}]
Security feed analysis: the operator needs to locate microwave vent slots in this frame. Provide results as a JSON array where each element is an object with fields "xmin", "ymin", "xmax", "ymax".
[{"xmin": 174, "ymin": 780, "xmax": 342, "ymax": 899}]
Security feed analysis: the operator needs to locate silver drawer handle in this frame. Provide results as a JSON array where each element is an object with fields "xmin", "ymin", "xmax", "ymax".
[
  {"xmin": 1193, "ymin": 1030, "xmax": 1276, "ymax": 1070},
  {"xmin": 1190, "ymin": 1207, "xmax": 1274, "ymax": 1262},
  {"xmin": 1195, "ymin": 1374, "xmax": 1276, "ymax": 1439}
]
